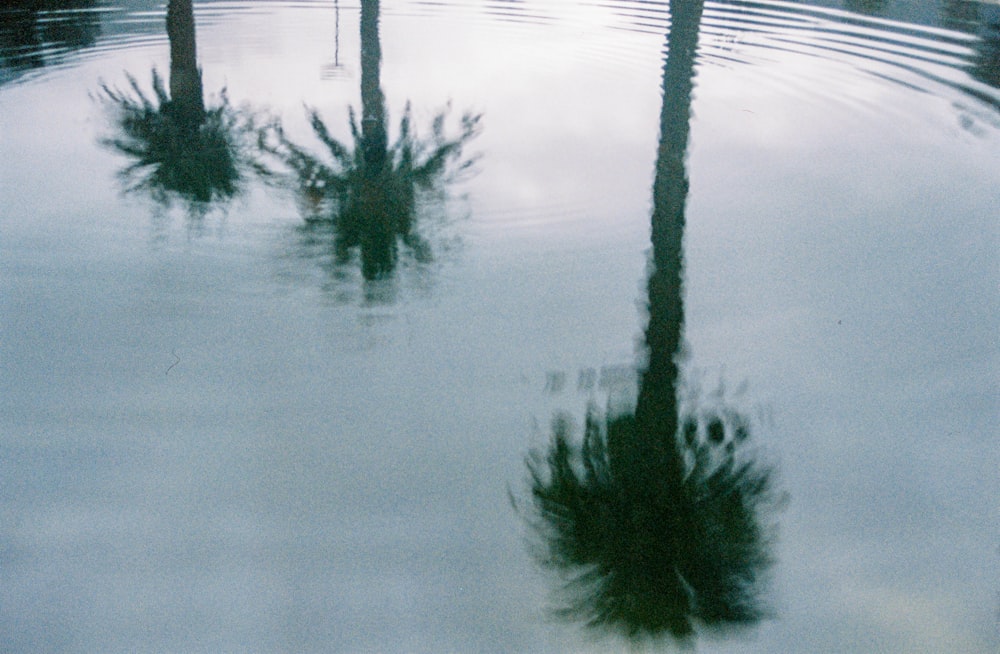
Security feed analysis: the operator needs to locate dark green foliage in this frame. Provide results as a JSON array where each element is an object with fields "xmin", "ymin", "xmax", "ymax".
[
  {"xmin": 96, "ymin": 69, "xmax": 269, "ymax": 206},
  {"xmin": 521, "ymin": 404, "xmax": 782, "ymax": 644},
  {"xmin": 265, "ymin": 102, "xmax": 481, "ymax": 279},
  {"xmin": 515, "ymin": 0, "xmax": 785, "ymax": 645}
]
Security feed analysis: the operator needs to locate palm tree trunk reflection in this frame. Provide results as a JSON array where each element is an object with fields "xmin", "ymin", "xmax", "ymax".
[
  {"xmin": 518, "ymin": 0, "xmax": 783, "ymax": 644},
  {"xmin": 267, "ymin": 0, "xmax": 482, "ymax": 282},
  {"xmin": 357, "ymin": 0, "xmax": 394, "ymax": 279},
  {"xmin": 165, "ymin": 0, "xmax": 204, "ymax": 127},
  {"xmin": 96, "ymin": 0, "xmax": 265, "ymax": 207},
  {"xmin": 359, "ymin": 0, "xmax": 388, "ymax": 173}
]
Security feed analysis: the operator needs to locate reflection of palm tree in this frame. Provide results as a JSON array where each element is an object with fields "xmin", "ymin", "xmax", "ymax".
[
  {"xmin": 516, "ymin": 0, "xmax": 782, "ymax": 644},
  {"xmin": 96, "ymin": 0, "xmax": 265, "ymax": 207},
  {"xmin": 267, "ymin": 0, "xmax": 481, "ymax": 280}
]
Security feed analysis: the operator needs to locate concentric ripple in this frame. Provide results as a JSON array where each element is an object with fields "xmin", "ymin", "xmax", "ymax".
[{"xmin": 4, "ymin": 0, "xmax": 996, "ymax": 113}]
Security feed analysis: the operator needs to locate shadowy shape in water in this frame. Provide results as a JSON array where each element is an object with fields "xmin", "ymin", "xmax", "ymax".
[
  {"xmin": 523, "ymin": 403, "xmax": 782, "ymax": 643},
  {"xmin": 97, "ymin": 71, "xmax": 267, "ymax": 207},
  {"xmin": 264, "ymin": 0, "xmax": 481, "ymax": 280},
  {"xmin": 844, "ymin": 0, "xmax": 888, "ymax": 17},
  {"xmin": 270, "ymin": 102, "xmax": 481, "ymax": 279},
  {"xmin": 0, "ymin": 0, "xmax": 100, "ymax": 83},
  {"xmin": 969, "ymin": 4, "xmax": 1000, "ymax": 90},
  {"xmin": 95, "ymin": 0, "xmax": 268, "ymax": 208},
  {"xmin": 514, "ymin": 0, "xmax": 784, "ymax": 645}
]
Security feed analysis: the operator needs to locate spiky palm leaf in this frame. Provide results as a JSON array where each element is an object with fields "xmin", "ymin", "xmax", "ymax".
[
  {"xmin": 265, "ymin": 101, "xmax": 481, "ymax": 278},
  {"xmin": 97, "ymin": 69, "xmax": 268, "ymax": 205},
  {"xmin": 521, "ymin": 403, "xmax": 782, "ymax": 643}
]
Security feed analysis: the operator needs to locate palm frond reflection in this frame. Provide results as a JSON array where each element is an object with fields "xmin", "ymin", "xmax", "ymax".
[
  {"xmin": 97, "ymin": 70, "xmax": 268, "ymax": 206},
  {"xmin": 521, "ymin": 395, "xmax": 783, "ymax": 643},
  {"xmin": 514, "ymin": 0, "xmax": 785, "ymax": 645},
  {"xmin": 94, "ymin": 0, "xmax": 269, "ymax": 210},
  {"xmin": 266, "ymin": 103, "xmax": 481, "ymax": 280},
  {"xmin": 264, "ymin": 0, "xmax": 481, "ymax": 283}
]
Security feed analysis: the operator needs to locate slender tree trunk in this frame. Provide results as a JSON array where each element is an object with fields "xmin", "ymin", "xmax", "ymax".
[
  {"xmin": 166, "ymin": 0, "xmax": 204, "ymax": 125},
  {"xmin": 617, "ymin": 0, "xmax": 705, "ymax": 488},
  {"xmin": 358, "ymin": 0, "xmax": 393, "ymax": 278},
  {"xmin": 360, "ymin": 0, "xmax": 388, "ymax": 173}
]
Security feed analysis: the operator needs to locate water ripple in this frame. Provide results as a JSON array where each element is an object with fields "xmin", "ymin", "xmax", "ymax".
[
  {"xmin": 377, "ymin": 0, "xmax": 1000, "ymax": 118},
  {"xmin": 690, "ymin": 1, "xmax": 999, "ymax": 114},
  {"xmin": 2, "ymin": 0, "xmax": 997, "ymax": 121}
]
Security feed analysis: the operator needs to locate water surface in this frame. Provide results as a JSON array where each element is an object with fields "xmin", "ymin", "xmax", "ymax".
[{"xmin": 2, "ymin": 1, "xmax": 998, "ymax": 652}]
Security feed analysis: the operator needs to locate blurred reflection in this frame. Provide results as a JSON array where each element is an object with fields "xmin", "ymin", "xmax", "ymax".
[
  {"xmin": 0, "ymin": 0, "xmax": 100, "ymax": 84},
  {"xmin": 321, "ymin": 0, "xmax": 349, "ymax": 80},
  {"xmin": 939, "ymin": 2, "xmax": 1000, "ymax": 90},
  {"xmin": 844, "ymin": 0, "xmax": 887, "ymax": 16},
  {"xmin": 95, "ymin": 0, "xmax": 267, "ymax": 210},
  {"xmin": 515, "ymin": 0, "xmax": 784, "ymax": 644},
  {"xmin": 264, "ymin": 0, "xmax": 481, "ymax": 281},
  {"xmin": 970, "ymin": 4, "xmax": 1000, "ymax": 89}
]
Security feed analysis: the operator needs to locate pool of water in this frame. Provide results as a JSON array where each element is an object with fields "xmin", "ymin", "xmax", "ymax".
[{"xmin": 1, "ymin": 1, "xmax": 998, "ymax": 652}]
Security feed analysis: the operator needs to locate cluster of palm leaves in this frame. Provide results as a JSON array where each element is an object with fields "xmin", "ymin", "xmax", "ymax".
[
  {"xmin": 512, "ymin": 0, "xmax": 788, "ymax": 644},
  {"xmin": 274, "ymin": 103, "xmax": 482, "ymax": 215},
  {"xmin": 94, "ymin": 0, "xmax": 482, "ymax": 286},
  {"xmin": 96, "ymin": 70, "xmax": 269, "ymax": 206},
  {"xmin": 520, "ymin": 400, "xmax": 783, "ymax": 644},
  {"xmin": 262, "ymin": 103, "xmax": 482, "ymax": 278}
]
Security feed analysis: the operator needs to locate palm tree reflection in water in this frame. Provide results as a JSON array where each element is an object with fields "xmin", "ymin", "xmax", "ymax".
[
  {"xmin": 265, "ymin": 0, "xmax": 482, "ymax": 281},
  {"xmin": 96, "ymin": 0, "xmax": 267, "ymax": 209},
  {"xmin": 516, "ymin": 0, "xmax": 784, "ymax": 645}
]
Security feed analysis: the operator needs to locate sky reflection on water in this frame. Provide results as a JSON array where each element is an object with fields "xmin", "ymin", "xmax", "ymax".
[{"xmin": 1, "ymin": 1, "xmax": 998, "ymax": 652}]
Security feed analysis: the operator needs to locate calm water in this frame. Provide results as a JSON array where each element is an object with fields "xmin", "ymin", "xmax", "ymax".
[{"xmin": 2, "ymin": 1, "xmax": 998, "ymax": 652}]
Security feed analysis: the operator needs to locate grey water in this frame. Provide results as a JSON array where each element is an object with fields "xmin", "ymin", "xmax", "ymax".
[{"xmin": 1, "ymin": 1, "xmax": 998, "ymax": 652}]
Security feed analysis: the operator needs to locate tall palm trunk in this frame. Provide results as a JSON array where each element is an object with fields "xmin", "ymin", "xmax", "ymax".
[
  {"xmin": 166, "ymin": 0, "xmax": 204, "ymax": 126},
  {"xmin": 359, "ymin": 0, "xmax": 388, "ymax": 173},
  {"xmin": 521, "ymin": 3, "xmax": 780, "ymax": 637},
  {"xmin": 613, "ymin": 0, "xmax": 706, "ymax": 493},
  {"xmin": 358, "ymin": 0, "xmax": 394, "ymax": 278},
  {"xmin": 601, "ymin": 1, "xmax": 706, "ymax": 634}
]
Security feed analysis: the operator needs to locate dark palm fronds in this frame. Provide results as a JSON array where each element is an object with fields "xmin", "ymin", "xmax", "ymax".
[
  {"xmin": 393, "ymin": 101, "xmax": 483, "ymax": 188},
  {"xmin": 263, "ymin": 101, "xmax": 481, "ymax": 269},
  {"xmin": 96, "ymin": 69, "xmax": 270, "ymax": 206},
  {"xmin": 518, "ymin": 401, "xmax": 784, "ymax": 644}
]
